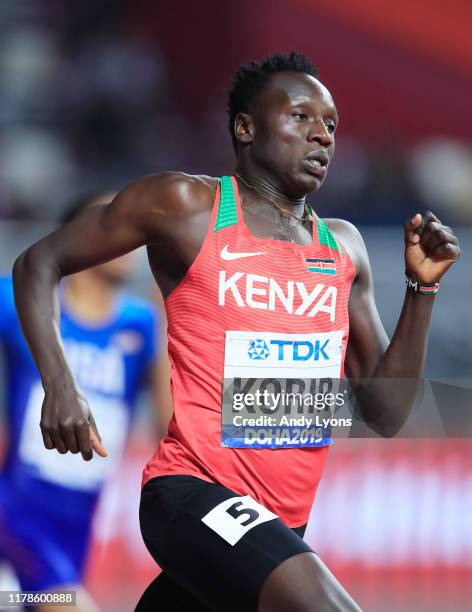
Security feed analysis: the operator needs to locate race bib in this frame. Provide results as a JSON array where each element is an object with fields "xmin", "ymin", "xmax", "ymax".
[
  {"xmin": 201, "ymin": 495, "xmax": 278, "ymax": 546},
  {"xmin": 18, "ymin": 382, "xmax": 129, "ymax": 491},
  {"xmin": 222, "ymin": 330, "xmax": 345, "ymax": 449}
]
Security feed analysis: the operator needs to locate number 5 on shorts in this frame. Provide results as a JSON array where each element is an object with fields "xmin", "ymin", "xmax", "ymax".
[{"xmin": 201, "ymin": 495, "xmax": 278, "ymax": 546}]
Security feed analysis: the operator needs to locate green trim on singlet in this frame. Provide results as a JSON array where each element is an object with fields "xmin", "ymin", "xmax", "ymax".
[
  {"xmin": 213, "ymin": 176, "xmax": 238, "ymax": 232},
  {"xmin": 316, "ymin": 217, "xmax": 344, "ymax": 254}
]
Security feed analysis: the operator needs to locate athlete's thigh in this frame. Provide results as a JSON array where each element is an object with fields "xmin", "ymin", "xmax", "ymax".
[
  {"xmin": 259, "ymin": 551, "xmax": 363, "ymax": 612},
  {"xmin": 140, "ymin": 475, "xmax": 312, "ymax": 612}
]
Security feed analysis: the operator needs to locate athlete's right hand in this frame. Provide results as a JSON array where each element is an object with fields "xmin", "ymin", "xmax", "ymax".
[{"xmin": 40, "ymin": 379, "xmax": 108, "ymax": 461}]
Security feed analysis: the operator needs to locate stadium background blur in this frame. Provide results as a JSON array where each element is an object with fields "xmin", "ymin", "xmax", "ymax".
[{"xmin": 0, "ymin": 1, "xmax": 470, "ymax": 611}]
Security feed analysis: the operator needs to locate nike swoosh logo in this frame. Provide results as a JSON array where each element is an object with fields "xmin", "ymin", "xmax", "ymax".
[{"xmin": 220, "ymin": 245, "xmax": 266, "ymax": 261}]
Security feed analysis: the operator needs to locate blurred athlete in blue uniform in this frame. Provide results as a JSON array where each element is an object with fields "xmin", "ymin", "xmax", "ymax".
[{"xmin": 0, "ymin": 192, "xmax": 172, "ymax": 612}]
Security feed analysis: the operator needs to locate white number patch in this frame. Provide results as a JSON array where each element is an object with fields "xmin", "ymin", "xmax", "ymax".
[{"xmin": 201, "ymin": 495, "xmax": 278, "ymax": 546}]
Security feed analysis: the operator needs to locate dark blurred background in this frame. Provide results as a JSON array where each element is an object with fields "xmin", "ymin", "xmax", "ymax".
[
  {"xmin": 1, "ymin": 0, "xmax": 471, "ymax": 225},
  {"xmin": 0, "ymin": 1, "xmax": 471, "ymax": 611}
]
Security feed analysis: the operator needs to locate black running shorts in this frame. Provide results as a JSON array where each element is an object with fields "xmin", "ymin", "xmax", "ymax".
[{"xmin": 139, "ymin": 475, "xmax": 313, "ymax": 612}]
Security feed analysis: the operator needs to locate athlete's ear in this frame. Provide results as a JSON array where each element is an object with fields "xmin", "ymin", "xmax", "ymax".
[{"xmin": 234, "ymin": 113, "xmax": 254, "ymax": 146}]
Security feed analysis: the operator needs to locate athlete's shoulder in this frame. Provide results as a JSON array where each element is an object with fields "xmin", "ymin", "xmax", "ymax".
[
  {"xmin": 121, "ymin": 172, "xmax": 219, "ymax": 219},
  {"xmin": 322, "ymin": 219, "xmax": 368, "ymax": 277},
  {"xmin": 323, "ymin": 218, "xmax": 361, "ymax": 240}
]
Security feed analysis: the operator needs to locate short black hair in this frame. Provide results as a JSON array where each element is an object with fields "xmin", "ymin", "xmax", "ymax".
[
  {"xmin": 60, "ymin": 190, "xmax": 114, "ymax": 225},
  {"xmin": 227, "ymin": 50, "xmax": 318, "ymax": 150}
]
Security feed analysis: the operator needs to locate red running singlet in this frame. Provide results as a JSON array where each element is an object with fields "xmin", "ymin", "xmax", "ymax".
[{"xmin": 142, "ymin": 176, "xmax": 355, "ymax": 527}]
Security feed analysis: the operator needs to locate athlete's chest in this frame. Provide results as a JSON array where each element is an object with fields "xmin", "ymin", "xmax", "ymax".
[{"xmin": 213, "ymin": 230, "xmax": 351, "ymax": 322}]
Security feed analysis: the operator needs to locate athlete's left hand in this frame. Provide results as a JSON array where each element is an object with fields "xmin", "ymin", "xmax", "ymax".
[{"xmin": 404, "ymin": 211, "xmax": 461, "ymax": 283}]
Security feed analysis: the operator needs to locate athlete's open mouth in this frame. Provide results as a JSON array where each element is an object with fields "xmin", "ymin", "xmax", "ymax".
[
  {"xmin": 305, "ymin": 150, "xmax": 329, "ymax": 166},
  {"xmin": 304, "ymin": 159, "xmax": 326, "ymax": 169},
  {"xmin": 303, "ymin": 150, "xmax": 329, "ymax": 177},
  {"xmin": 302, "ymin": 158, "xmax": 328, "ymax": 177}
]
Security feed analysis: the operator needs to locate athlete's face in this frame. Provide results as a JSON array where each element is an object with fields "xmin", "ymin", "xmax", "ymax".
[{"xmin": 243, "ymin": 73, "xmax": 338, "ymax": 196}]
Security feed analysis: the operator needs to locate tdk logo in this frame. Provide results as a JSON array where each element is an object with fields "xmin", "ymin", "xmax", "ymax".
[
  {"xmin": 248, "ymin": 339, "xmax": 270, "ymax": 360},
  {"xmin": 248, "ymin": 339, "xmax": 330, "ymax": 361},
  {"xmin": 271, "ymin": 339, "xmax": 330, "ymax": 361}
]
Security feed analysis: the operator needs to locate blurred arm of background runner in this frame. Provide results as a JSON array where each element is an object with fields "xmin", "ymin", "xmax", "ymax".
[{"xmin": 150, "ymin": 288, "xmax": 173, "ymax": 441}]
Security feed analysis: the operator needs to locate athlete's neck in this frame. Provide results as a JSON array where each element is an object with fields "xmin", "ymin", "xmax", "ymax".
[
  {"xmin": 234, "ymin": 168, "xmax": 306, "ymax": 215},
  {"xmin": 234, "ymin": 169, "xmax": 310, "ymax": 234},
  {"xmin": 62, "ymin": 272, "xmax": 117, "ymax": 324}
]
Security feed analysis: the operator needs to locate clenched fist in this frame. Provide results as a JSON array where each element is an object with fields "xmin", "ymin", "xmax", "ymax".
[{"xmin": 404, "ymin": 211, "xmax": 460, "ymax": 284}]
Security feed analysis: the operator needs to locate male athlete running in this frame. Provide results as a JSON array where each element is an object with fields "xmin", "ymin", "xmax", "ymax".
[
  {"xmin": 1, "ymin": 193, "xmax": 170, "ymax": 612},
  {"xmin": 12, "ymin": 53, "xmax": 460, "ymax": 611}
]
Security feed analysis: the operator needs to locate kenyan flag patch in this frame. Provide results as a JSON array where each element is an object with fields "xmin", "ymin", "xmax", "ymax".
[{"xmin": 306, "ymin": 258, "xmax": 336, "ymax": 275}]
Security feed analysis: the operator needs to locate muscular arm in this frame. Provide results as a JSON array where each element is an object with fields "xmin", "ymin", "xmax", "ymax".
[
  {"xmin": 334, "ymin": 213, "xmax": 460, "ymax": 437},
  {"xmin": 14, "ymin": 183, "xmax": 150, "ymax": 383},
  {"xmin": 12, "ymin": 172, "xmax": 213, "ymax": 459}
]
